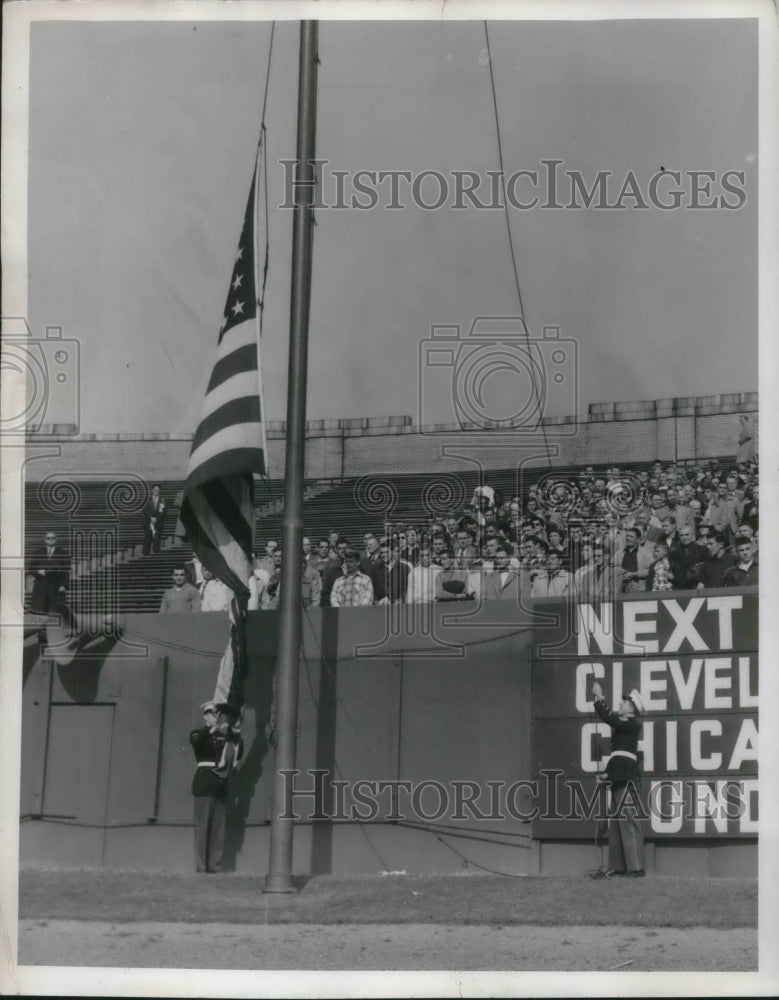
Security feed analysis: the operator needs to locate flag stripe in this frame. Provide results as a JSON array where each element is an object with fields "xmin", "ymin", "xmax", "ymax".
[
  {"xmin": 199, "ymin": 477, "xmax": 255, "ymax": 554},
  {"xmin": 184, "ymin": 487, "xmax": 253, "ymax": 592},
  {"xmin": 184, "ymin": 447, "xmax": 266, "ymax": 493},
  {"xmin": 215, "ymin": 320, "xmax": 256, "ymax": 363},
  {"xmin": 201, "ymin": 371, "xmax": 261, "ymax": 422},
  {"xmin": 207, "ymin": 343, "xmax": 258, "ymax": 394},
  {"xmin": 186, "ymin": 429, "xmax": 266, "ymax": 484},
  {"xmin": 191, "ymin": 396, "xmax": 262, "ymax": 454}
]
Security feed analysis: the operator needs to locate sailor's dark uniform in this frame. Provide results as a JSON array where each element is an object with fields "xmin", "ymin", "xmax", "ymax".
[
  {"xmin": 594, "ymin": 696, "xmax": 645, "ymax": 875},
  {"xmin": 190, "ymin": 725, "xmax": 244, "ymax": 873}
]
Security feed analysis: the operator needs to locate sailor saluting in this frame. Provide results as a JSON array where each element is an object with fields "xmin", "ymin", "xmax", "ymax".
[{"xmin": 591, "ymin": 681, "xmax": 647, "ymax": 878}]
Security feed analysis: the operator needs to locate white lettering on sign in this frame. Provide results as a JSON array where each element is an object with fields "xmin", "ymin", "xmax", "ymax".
[
  {"xmin": 665, "ymin": 720, "xmax": 678, "ymax": 771},
  {"xmin": 666, "ymin": 659, "xmax": 704, "ymax": 710},
  {"xmin": 705, "ymin": 595, "xmax": 742, "ymax": 650},
  {"xmin": 576, "ymin": 656, "xmax": 756, "ymax": 714},
  {"xmin": 576, "ymin": 596, "xmax": 751, "ymax": 655},
  {"xmin": 611, "ymin": 661, "xmax": 623, "ymax": 708},
  {"xmin": 640, "ymin": 660, "xmax": 668, "ymax": 711},
  {"xmin": 649, "ymin": 779, "xmax": 683, "ymax": 834},
  {"xmin": 691, "ymin": 719, "xmax": 723, "ymax": 770},
  {"xmin": 664, "ymin": 598, "xmax": 707, "ymax": 652},
  {"xmin": 575, "ymin": 662, "xmax": 605, "ymax": 713},
  {"xmin": 576, "ymin": 604, "xmax": 613, "ymax": 656},
  {"xmin": 580, "ymin": 721, "xmax": 610, "ymax": 773},
  {"xmin": 638, "ymin": 721, "xmax": 653, "ymax": 772},
  {"xmin": 704, "ymin": 658, "xmax": 732, "ymax": 709},
  {"xmin": 740, "ymin": 778, "xmax": 758, "ymax": 834},
  {"xmin": 728, "ymin": 719, "xmax": 758, "ymax": 770},
  {"xmin": 739, "ymin": 657, "xmax": 758, "ymax": 709},
  {"xmin": 694, "ymin": 781, "xmax": 735, "ymax": 834},
  {"xmin": 622, "ymin": 601, "xmax": 659, "ymax": 654}
]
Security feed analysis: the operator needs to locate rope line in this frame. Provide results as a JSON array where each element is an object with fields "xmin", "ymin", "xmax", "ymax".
[{"xmin": 483, "ymin": 22, "xmax": 554, "ymax": 467}]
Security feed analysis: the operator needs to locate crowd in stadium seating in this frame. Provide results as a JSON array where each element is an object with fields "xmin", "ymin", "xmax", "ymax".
[{"xmin": 167, "ymin": 454, "xmax": 759, "ymax": 612}]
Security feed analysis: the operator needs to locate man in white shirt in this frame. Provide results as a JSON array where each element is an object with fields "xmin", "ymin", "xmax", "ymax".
[
  {"xmin": 530, "ymin": 550, "xmax": 571, "ymax": 598},
  {"xmin": 406, "ymin": 547, "xmax": 441, "ymax": 604},
  {"xmin": 199, "ymin": 569, "xmax": 233, "ymax": 612}
]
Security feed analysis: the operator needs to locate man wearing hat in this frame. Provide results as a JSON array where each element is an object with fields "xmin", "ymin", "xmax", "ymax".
[
  {"xmin": 189, "ymin": 701, "xmax": 244, "ymax": 873},
  {"xmin": 591, "ymin": 681, "xmax": 646, "ymax": 878}
]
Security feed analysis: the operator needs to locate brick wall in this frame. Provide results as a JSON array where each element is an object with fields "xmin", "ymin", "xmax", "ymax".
[{"xmin": 25, "ymin": 392, "xmax": 758, "ymax": 482}]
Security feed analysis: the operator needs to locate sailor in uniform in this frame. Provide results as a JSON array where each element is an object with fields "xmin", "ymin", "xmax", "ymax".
[
  {"xmin": 190, "ymin": 701, "xmax": 244, "ymax": 873},
  {"xmin": 591, "ymin": 681, "xmax": 646, "ymax": 878}
]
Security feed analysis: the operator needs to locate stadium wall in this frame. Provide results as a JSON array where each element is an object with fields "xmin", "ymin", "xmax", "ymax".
[
  {"xmin": 23, "ymin": 392, "xmax": 757, "ymax": 481},
  {"xmin": 20, "ymin": 595, "xmax": 757, "ymax": 877}
]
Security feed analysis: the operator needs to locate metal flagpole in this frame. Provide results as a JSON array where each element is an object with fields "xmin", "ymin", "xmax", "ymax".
[{"xmin": 264, "ymin": 20, "xmax": 318, "ymax": 894}]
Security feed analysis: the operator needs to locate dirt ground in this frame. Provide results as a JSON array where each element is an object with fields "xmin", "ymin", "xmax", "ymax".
[{"xmin": 18, "ymin": 919, "xmax": 756, "ymax": 972}]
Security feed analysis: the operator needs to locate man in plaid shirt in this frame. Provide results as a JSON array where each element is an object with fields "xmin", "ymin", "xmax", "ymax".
[{"xmin": 330, "ymin": 549, "xmax": 374, "ymax": 607}]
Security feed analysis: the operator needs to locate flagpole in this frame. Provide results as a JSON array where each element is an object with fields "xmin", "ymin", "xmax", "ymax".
[{"xmin": 264, "ymin": 19, "xmax": 318, "ymax": 894}]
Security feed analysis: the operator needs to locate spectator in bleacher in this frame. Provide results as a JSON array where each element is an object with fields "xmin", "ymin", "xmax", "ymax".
[
  {"xmin": 186, "ymin": 553, "xmax": 204, "ymax": 588},
  {"xmin": 320, "ymin": 543, "xmax": 347, "ymax": 608},
  {"xmin": 722, "ymin": 537, "xmax": 758, "ymax": 587},
  {"xmin": 302, "ymin": 537, "xmax": 313, "ymax": 566},
  {"xmin": 248, "ymin": 556, "xmax": 270, "ymax": 610},
  {"xmin": 142, "ymin": 485, "xmax": 167, "ymax": 555},
  {"xmin": 736, "ymin": 414, "xmax": 756, "ymax": 465},
  {"xmin": 313, "ymin": 538, "xmax": 333, "ymax": 576},
  {"xmin": 696, "ymin": 521, "xmax": 714, "ymax": 545},
  {"xmin": 430, "ymin": 533, "xmax": 448, "ymax": 566},
  {"xmin": 566, "ymin": 522, "xmax": 585, "ymax": 574},
  {"xmin": 672, "ymin": 485, "xmax": 696, "ymax": 534},
  {"xmin": 256, "ymin": 539, "xmax": 279, "ymax": 576},
  {"xmin": 442, "ymin": 516, "xmax": 459, "ymax": 543},
  {"xmin": 602, "ymin": 518, "xmax": 625, "ymax": 562},
  {"xmin": 689, "ymin": 498, "xmax": 704, "ymax": 536},
  {"xmin": 199, "ymin": 569, "xmax": 233, "ymax": 612},
  {"xmin": 705, "ymin": 481, "xmax": 739, "ymax": 542},
  {"xmin": 406, "ymin": 546, "xmax": 441, "ymax": 604},
  {"xmin": 399, "ymin": 526, "xmax": 421, "ymax": 566},
  {"xmin": 434, "ymin": 549, "xmax": 470, "ymax": 601},
  {"xmin": 261, "ymin": 549, "xmax": 283, "ymax": 609},
  {"xmin": 330, "ymin": 549, "xmax": 374, "ymax": 607},
  {"xmin": 672, "ymin": 524, "xmax": 709, "ymax": 590},
  {"xmin": 450, "ymin": 527, "xmax": 477, "ymax": 570},
  {"xmin": 300, "ymin": 552, "xmax": 323, "ymax": 608},
  {"xmin": 546, "ymin": 526, "xmax": 567, "ymax": 567},
  {"xmin": 529, "ymin": 549, "xmax": 570, "ymax": 598},
  {"xmin": 377, "ymin": 539, "xmax": 410, "ymax": 605},
  {"xmin": 646, "ymin": 541, "xmax": 675, "ymax": 592},
  {"xmin": 525, "ymin": 535, "xmax": 548, "ymax": 573},
  {"xmin": 359, "ymin": 532, "xmax": 385, "ymax": 598},
  {"xmin": 471, "ymin": 484, "xmax": 495, "ymax": 512},
  {"xmin": 160, "ymin": 565, "xmax": 201, "ymax": 613},
  {"xmin": 645, "ymin": 493, "xmax": 669, "ymax": 539},
  {"xmin": 327, "ymin": 529, "xmax": 340, "ymax": 555},
  {"xmin": 614, "ymin": 526, "xmax": 653, "ymax": 593},
  {"xmin": 573, "ymin": 541, "xmax": 595, "ymax": 594},
  {"xmin": 482, "ymin": 545, "xmax": 531, "ymax": 601},
  {"xmin": 661, "ymin": 516, "xmax": 682, "ymax": 555},
  {"xmin": 742, "ymin": 485, "xmax": 758, "ymax": 533},
  {"xmin": 574, "ymin": 485, "xmax": 594, "ymax": 520},
  {"xmin": 731, "ymin": 525, "xmax": 758, "ymax": 567},
  {"xmin": 577, "ymin": 544, "xmax": 625, "ymax": 601},
  {"xmin": 28, "ymin": 529, "xmax": 70, "ymax": 612}
]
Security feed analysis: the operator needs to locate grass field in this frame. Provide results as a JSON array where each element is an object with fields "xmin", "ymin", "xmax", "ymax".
[{"xmin": 19, "ymin": 870, "xmax": 757, "ymax": 929}]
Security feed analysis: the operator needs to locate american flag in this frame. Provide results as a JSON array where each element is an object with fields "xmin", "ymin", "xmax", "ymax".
[{"xmin": 180, "ymin": 148, "xmax": 269, "ymax": 707}]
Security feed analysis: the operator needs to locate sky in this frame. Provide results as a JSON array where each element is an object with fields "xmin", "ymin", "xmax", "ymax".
[{"xmin": 26, "ymin": 14, "xmax": 758, "ymax": 434}]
